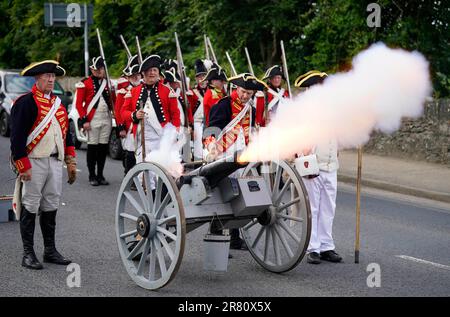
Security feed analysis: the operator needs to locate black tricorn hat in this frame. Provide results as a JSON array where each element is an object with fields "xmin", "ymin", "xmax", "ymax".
[
  {"xmin": 89, "ymin": 56, "xmax": 105, "ymax": 70},
  {"xmin": 294, "ymin": 70, "xmax": 328, "ymax": 88},
  {"xmin": 139, "ymin": 55, "xmax": 162, "ymax": 73},
  {"xmin": 123, "ymin": 55, "xmax": 140, "ymax": 76},
  {"xmin": 262, "ymin": 65, "xmax": 285, "ymax": 80},
  {"xmin": 21, "ymin": 60, "xmax": 66, "ymax": 77},
  {"xmin": 195, "ymin": 59, "xmax": 207, "ymax": 76},
  {"xmin": 163, "ymin": 68, "xmax": 181, "ymax": 83},
  {"xmin": 228, "ymin": 73, "xmax": 268, "ymax": 91},
  {"xmin": 161, "ymin": 58, "xmax": 178, "ymax": 73},
  {"xmin": 202, "ymin": 63, "xmax": 227, "ymax": 82}
]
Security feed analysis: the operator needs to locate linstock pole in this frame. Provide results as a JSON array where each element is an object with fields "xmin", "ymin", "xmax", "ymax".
[
  {"xmin": 175, "ymin": 32, "xmax": 193, "ymax": 163},
  {"xmin": 355, "ymin": 146, "xmax": 363, "ymax": 263},
  {"xmin": 135, "ymin": 36, "xmax": 146, "ymax": 162}
]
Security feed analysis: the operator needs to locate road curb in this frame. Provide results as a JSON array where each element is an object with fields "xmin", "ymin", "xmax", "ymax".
[{"xmin": 338, "ymin": 174, "xmax": 450, "ymax": 204}]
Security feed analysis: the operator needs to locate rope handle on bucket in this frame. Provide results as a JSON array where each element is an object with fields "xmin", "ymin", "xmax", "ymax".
[{"xmin": 207, "ymin": 212, "xmax": 228, "ymax": 235}]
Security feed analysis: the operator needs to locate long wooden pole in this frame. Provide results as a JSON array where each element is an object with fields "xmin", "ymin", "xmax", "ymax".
[
  {"xmin": 135, "ymin": 36, "xmax": 146, "ymax": 163},
  {"xmin": 355, "ymin": 146, "xmax": 363, "ymax": 263}
]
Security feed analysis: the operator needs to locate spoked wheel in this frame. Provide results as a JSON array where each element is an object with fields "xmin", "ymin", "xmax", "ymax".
[
  {"xmin": 115, "ymin": 162, "xmax": 186, "ymax": 290},
  {"xmin": 241, "ymin": 160, "xmax": 311, "ymax": 273}
]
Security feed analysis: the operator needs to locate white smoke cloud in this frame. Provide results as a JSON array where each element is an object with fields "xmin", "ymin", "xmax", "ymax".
[
  {"xmin": 145, "ymin": 124, "xmax": 184, "ymax": 177},
  {"xmin": 241, "ymin": 42, "xmax": 432, "ymax": 162}
]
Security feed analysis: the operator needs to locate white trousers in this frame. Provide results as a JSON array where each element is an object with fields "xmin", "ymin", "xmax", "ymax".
[
  {"xmin": 193, "ymin": 122, "xmax": 203, "ymax": 160},
  {"xmin": 88, "ymin": 110, "xmax": 112, "ymax": 145},
  {"xmin": 21, "ymin": 157, "xmax": 63, "ymax": 214},
  {"xmin": 302, "ymin": 170, "xmax": 337, "ymax": 254}
]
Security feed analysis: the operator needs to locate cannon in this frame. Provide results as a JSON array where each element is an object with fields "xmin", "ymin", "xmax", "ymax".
[{"xmin": 115, "ymin": 153, "xmax": 312, "ymax": 290}]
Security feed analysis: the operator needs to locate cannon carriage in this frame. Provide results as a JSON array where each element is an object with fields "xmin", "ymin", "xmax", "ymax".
[{"xmin": 115, "ymin": 153, "xmax": 312, "ymax": 290}]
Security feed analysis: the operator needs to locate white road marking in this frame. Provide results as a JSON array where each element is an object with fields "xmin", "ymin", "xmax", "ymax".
[{"xmin": 396, "ymin": 255, "xmax": 450, "ymax": 271}]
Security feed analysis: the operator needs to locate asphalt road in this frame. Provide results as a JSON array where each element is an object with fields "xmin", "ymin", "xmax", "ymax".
[{"xmin": 0, "ymin": 136, "xmax": 449, "ymax": 297}]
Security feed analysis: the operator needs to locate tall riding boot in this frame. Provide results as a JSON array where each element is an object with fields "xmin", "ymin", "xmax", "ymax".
[
  {"xmin": 20, "ymin": 207, "xmax": 43, "ymax": 269},
  {"xmin": 40, "ymin": 210, "xmax": 71, "ymax": 265},
  {"xmin": 97, "ymin": 143, "xmax": 109, "ymax": 185},
  {"xmin": 87, "ymin": 144, "xmax": 99, "ymax": 186}
]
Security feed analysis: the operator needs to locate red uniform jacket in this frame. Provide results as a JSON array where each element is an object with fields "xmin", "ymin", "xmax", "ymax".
[
  {"xmin": 75, "ymin": 76, "xmax": 115, "ymax": 125},
  {"xmin": 255, "ymin": 87, "xmax": 289, "ymax": 127},
  {"xmin": 203, "ymin": 86, "xmax": 226, "ymax": 127},
  {"xmin": 115, "ymin": 77, "xmax": 131, "ymax": 131},
  {"xmin": 121, "ymin": 81, "xmax": 181, "ymax": 137},
  {"xmin": 10, "ymin": 85, "xmax": 76, "ymax": 173}
]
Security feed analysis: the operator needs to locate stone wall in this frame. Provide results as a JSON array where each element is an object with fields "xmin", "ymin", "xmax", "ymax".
[{"xmin": 364, "ymin": 99, "xmax": 450, "ymax": 166}]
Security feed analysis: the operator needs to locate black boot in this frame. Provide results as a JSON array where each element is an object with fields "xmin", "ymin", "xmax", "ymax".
[
  {"xmin": 124, "ymin": 151, "xmax": 136, "ymax": 175},
  {"xmin": 87, "ymin": 144, "xmax": 99, "ymax": 185},
  {"xmin": 230, "ymin": 228, "xmax": 248, "ymax": 250},
  {"xmin": 40, "ymin": 210, "xmax": 71, "ymax": 265},
  {"xmin": 97, "ymin": 143, "xmax": 109, "ymax": 185},
  {"xmin": 20, "ymin": 208, "xmax": 43, "ymax": 270}
]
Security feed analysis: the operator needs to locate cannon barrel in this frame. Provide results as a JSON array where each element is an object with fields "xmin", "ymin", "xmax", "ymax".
[{"xmin": 180, "ymin": 152, "xmax": 248, "ymax": 188}]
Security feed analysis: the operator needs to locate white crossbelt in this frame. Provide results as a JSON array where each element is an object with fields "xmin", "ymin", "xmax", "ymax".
[
  {"xmin": 26, "ymin": 97, "xmax": 61, "ymax": 146},
  {"xmin": 86, "ymin": 79, "xmax": 107, "ymax": 116}
]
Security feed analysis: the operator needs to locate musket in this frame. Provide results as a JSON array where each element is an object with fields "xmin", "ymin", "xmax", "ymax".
[
  {"xmin": 96, "ymin": 28, "xmax": 116, "ymax": 119},
  {"xmin": 204, "ymin": 34, "xmax": 210, "ymax": 60},
  {"xmin": 206, "ymin": 37, "xmax": 218, "ymax": 64},
  {"xmin": 175, "ymin": 32, "xmax": 193, "ymax": 162},
  {"xmin": 225, "ymin": 51, "xmax": 237, "ymax": 77},
  {"xmin": 280, "ymin": 40, "xmax": 292, "ymax": 97},
  {"xmin": 244, "ymin": 47, "xmax": 255, "ymax": 75},
  {"xmin": 135, "ymin": 36, "xmax": 146, "ymax": 162},
  {"xmin": 119, "ymin": 34, "xmax": 132, "ymax": 59}
]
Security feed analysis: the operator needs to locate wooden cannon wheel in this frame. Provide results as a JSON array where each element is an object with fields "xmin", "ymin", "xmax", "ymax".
[
  {"xmin": 115, "ymin": 162, "xmax": 186, "ymax": 290},
  {"xmin": 241, "ymin": 160, "xmax": 312, "ymax": 273}
]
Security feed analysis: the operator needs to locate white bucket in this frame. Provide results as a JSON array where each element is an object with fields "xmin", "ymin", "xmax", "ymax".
[{"xmin": 203, "ymin": 233, "xmax": 230, "ymax": 272}]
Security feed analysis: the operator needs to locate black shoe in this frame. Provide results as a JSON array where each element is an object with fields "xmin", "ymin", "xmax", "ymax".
[
  {"xmin": 43, "ymin": 249, "xmax": 72, "ymax": 265},
  {"xmin": 89, "ymin": 177, "xmax": 99, "ymax": 186},
  {"xmin": 97, "ymin": 177, "xmax": 109, "ymax": 186},
  {"xmin": 228, "ymin": 253, "xmax": 233, "ymax": 259},
  {"xmin": 230, "ymin": 238, "xmax": 248, "ymax": 250},
  {"xmin": 20, "ymin": 207, "xmax": 43, "ymax": 270},
  {"xmin": 127, "ymin": 240, "xmax": 143, "ymax": 261},
  {"xmin": 320, "ymin": 250, "xmax": 342, "ymax": 263},
  {"xmin": 22, "ymin": 251, "xmax": 43, "ymax": 270},
  {"xmin": 307, "ymin": 252, "xmax": 321, "ymax": 264},
  {"xmin": 40, "ymin": 210, "xmax": 72, "ymax": 265}
]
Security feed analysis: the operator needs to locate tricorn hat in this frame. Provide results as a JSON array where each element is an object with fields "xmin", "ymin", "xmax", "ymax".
[
  {"xmin": 163, "ymin": 68, "xmax": 181, "ymax": 83},
  {"xmin": 262, "ymin": 65, "xmax": 285, "ymax": 80},
  {"xmin": 294, "ymin": 70, "xmax": 328, "ymax": 88},
  {"xmin": 161, "ymin": 58, "xmax": 178, "ymax": 73},
  {"xmin": 123, "ymin": 55, "xmax": 140, "ymax": 76},
  {"xmin": 195, "ymin": 59, "xmax": 208, "ymax": 76},
  {"xmin": 228, "ymin": 73, "xmax": 268, "ymax": 91},
  {"xmin": 202, "ymin": 63, "xmax": 227, "ymax": 82},
  {"xmin": 139, "ymin": 55, "xmax": 162, "ymax": 73},
  {"xmin": 89, "ymin": 56, "xmax": 105, "ymax": 70},
  {"xmin": 21, "ymin": 60, "xmax": 66, "ymax": 77}
]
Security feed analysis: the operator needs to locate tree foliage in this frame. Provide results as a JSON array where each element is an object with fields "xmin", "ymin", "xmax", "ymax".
[{"xmin": 0, "ymin": 0, "xmax": 448, "ymax": 96}]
